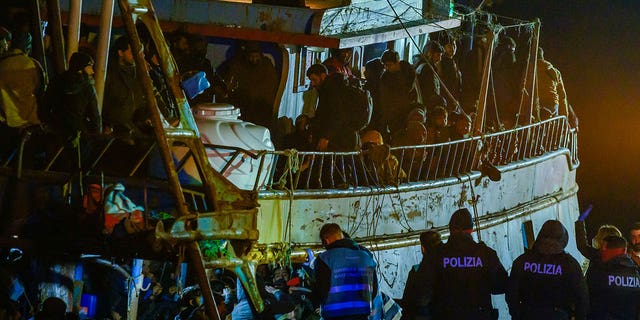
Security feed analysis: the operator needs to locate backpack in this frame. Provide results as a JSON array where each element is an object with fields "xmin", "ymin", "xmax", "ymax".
[{"xmin": 343, "ymin": 80, "xmax": 373, "ymax": 131}]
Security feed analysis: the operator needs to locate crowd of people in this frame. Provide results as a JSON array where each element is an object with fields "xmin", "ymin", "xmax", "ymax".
[{"xmin": 2, "ymin": 212, "xmax": 638, "ymax": 319}]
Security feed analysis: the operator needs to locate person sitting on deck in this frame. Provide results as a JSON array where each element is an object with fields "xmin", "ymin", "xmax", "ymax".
[{"xmin": 426, "ymin": 106, "xmax": 450, "ymax": 144}]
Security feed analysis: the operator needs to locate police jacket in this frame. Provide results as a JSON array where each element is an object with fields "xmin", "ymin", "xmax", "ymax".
[
  {"xmin": 507, "ymin": 220, "xmax": 588, "ymax": 320},
  {"xmin": 400, "ymin": 262, "xmax": 431, "ymax": 320},
  {"xmin": 424, "ymin": 233, "xmax": 507, "ymax": 320},
  {"xmin": 313, "ymin": 238, "xmax": 378, "ymax": 320},
  {"xmin": 587, "ymin": 254, "xmax": 640, "ymax": 320}
]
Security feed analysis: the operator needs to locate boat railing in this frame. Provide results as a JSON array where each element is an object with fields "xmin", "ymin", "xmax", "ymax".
[{"xmin": 201, "ymin": 116, "xmax": 578, "ymax": 192}]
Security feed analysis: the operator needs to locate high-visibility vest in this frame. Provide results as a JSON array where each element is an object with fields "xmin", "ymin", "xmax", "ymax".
[{"xmin": 319, "ymin": 247, "xmax": 377, "ymax": 318}]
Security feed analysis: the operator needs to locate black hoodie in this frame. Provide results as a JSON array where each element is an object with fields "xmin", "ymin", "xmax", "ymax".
[{"xmin": 506, "ymin": 220, "xmax": 589, "ymax": 320}]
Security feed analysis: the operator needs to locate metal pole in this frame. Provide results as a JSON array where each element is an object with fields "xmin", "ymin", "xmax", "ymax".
[
  {"xmin": 95, "ymin": 0, "xmax": 115, "ymax": 118},
  {"xmin": 66, "ymin": 0, "xmax": 82, "ymax": 61},
  {"xmin": 116, "ymin": 1, "xmax": 218, "ymax": 318},
  {"xmin": 522, "ymin": 19, "xmax": 540, "ymax": 125},
  {"xmin": 46, "ymin": 0, "xmax": 67, "ymax": 74},
  {"xmin": 472, "ymin": 30, "xmax": 496, "ymax": 135},
  {"xmin": 29, "ymin": 0, "xmax": 46, "ymax": 73}
]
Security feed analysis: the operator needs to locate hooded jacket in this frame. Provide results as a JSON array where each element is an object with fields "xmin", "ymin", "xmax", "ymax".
[{"xmin": 506, "ymin": 220, "xmax": 589, "ymax": 320}]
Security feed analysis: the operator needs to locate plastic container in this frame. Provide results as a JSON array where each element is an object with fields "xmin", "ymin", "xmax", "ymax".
[{"xmin": 191, "ymin": 103, "xmax": 275, "ymax": 190}]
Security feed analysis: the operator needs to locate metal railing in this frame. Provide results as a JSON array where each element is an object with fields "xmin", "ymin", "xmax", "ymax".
[{"xmin": 199, "ymin": 116, "xmax": 578, "ymax": 191}]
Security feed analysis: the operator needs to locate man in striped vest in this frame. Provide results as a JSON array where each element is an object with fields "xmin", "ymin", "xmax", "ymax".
[{"xmin": 313, "ymin": 223, "xmax": 379, "ymax": 320}]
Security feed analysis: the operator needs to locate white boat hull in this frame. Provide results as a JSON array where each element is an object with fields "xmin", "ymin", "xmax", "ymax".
[{"xmin": 257, "ymin": 149, "xmax": 581, "ymax": 318}]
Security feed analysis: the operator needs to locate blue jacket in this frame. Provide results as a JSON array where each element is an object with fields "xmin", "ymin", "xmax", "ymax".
[{"xmin": 315, "ymin": 238, "xmax": 378, "ymax": 319}]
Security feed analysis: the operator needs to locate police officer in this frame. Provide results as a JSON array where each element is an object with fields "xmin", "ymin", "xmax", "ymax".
[
  {"xmin": 312, "ymin": 223, "xmax": 378, "ymax": 320},
  {"xmin": 506, "ymin": 220, "xmax": 588, "ymax": 320},
  {"xmin": 400, "ymin": 230, "xmax": 442, "ymax": 320},
  {"xmin": 423, "ymin": 208, "xmax": 508, "ymax": 319},
  {"xmin": 587, "ymin": 235, "xmax": 640, "ymax": 319}
]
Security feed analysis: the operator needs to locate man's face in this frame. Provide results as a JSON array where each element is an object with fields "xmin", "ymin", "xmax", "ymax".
[
  {"xmin": 119, "ymin": 45, "xmax": 135, "ymax": 66},
  {"xmin": 444, "ymin": 42, "xmax": 456, "ymax": 58},
  {"xmin": 383, "ymin": 61, "xmax": 400, "ymax": 72},
  {"xmin": 338, "ymin": 49, "xmax": 352, "ymax": 65},
  {"xmin": 434, "ymin": 114, "xmax": 447, "ymax": 128},
  {"xmin": 429, "ymin": 51, "xmax": 443, "ymax": 64},
  {"xmin": 247, "ymin": 52, "xmax": 261, "ymax": 65},
  {"xmin": 630, "ymin": 229, "xmax": 640, "ymax": 252},
  {"xmin": 308, "ymin": 73, "xmax": 325, "ymax": 89},
  {"xmin": 83, "ymin": 64, "xmax": 95, "ymax": 77}
]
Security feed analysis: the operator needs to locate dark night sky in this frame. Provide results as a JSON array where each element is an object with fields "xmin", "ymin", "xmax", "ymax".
[{"xmin": 491, "ymin": 0, "xmax": 640, "ymax": 235}]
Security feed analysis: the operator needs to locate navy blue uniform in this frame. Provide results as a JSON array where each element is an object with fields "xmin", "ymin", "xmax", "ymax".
[
  {"xmin": 587, "ymin": 254, "xmax": 640, "ymax": 320},
  {"xmin": 507, "ymin": 250, "xmax": 588, "ymax": 319},
  {"xmin": 507, "ymin": 219, "xmax": 588, "ymax": 320},
  {"xmin": 423, "ymin": 233, "xmax": 507, "ymax": 319}
]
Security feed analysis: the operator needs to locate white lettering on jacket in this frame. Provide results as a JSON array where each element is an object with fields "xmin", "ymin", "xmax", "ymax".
[
  {"xmin": 443, "ymin": 256, "xmax": 483, "ymax": 268},
  {"xmin": 607, "ymin": 275, "xmax": 640, "ymax": 288},
  {"xmin": 523, "ymin": 262, "xmax": 563, "ymax": 275}
]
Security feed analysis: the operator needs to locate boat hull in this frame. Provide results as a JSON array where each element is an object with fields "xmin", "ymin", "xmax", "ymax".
[{"xmin": 257, "ymin": 149, "xmax": 581, "ymax": 316}]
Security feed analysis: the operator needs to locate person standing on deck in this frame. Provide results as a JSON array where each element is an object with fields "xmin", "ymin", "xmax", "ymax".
[
  {"xmin": 506, "ymin": 220, "xmax": 588, "ymax": 320},
  {"xmin": 312, "ymin": 223, "xmax": 380, "ymax": 320},
  {"xmin": 377, "ymin": 49, "xmax": 419, "ymax": 141},
  {"xmin": 306, "ymin": 63, "xmax": 357, "ymax": 152},
  {"xmin": 45, "ymin": 51, "xmax": 101, "ymax": 141},
  {"xmin": 102, "ymin": 36, "xmax": 148, "ymax": 139},
  {"xmin": 323, "ymin": 48, "xmax": 354, "ymax": 78},
  {"xmin": 416, "ymin": 41, "xmax": 444, "ymax": 110},
  {"xmin": 0, "ymin": 26, "xmax": 44, "ymax": 160},
  {"xmin": 536, "ymin": 47, "xmax": 569, "ymax": 120},
  {"xmin": 422, "ymin": 208, "xmax": 508, "ymax": 320}
]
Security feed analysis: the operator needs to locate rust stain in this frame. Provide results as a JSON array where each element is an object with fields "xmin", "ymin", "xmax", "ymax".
[
  {"xmin": 389, "ymin": 212, "xmax": 400, "ymax": 221},
  {"xmin": 300, "ymin": 224, "xmax": 306, "ymax": 230},
  {"xmin": 407, "ymin": 210, "xmax": 421, "ymax": 219}
]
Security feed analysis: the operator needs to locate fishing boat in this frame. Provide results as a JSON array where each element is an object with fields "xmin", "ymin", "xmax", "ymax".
[{"xmin": 0, "ymin": 0, "xmax": 581, "ymax": 318}]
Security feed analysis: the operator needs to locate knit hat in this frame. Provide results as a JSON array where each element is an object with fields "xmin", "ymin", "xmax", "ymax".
[
  {"xmin": 449, "ymin": 208, "xmax": 473, "ymax": 231},
  {"xmin": 68, "ymin": 52, "xmax": 94, "ymax": 73}
]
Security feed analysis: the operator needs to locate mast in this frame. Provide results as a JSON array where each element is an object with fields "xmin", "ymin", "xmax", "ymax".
[
  {"xmin": 46, "ymin": 0, "xmax": 67, "ymax": 73},
  {"xmin": 520, "ymin": 19, "xmax": 541, "ymax": 124},
  {"xmin": 472, "ymin": 30, "xmax": 496, "ymax": 134},
  {"xmin": 66, "ymin": 0, "xmax": 82, "ymax": 61},
  {"xmin": 94, "ymin": 0, "xmax": 115, "ymax": 117}
]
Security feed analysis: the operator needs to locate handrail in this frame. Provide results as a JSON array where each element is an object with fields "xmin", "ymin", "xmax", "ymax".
[{"xmin": 199, "ymin": 116, "xmax": 577, "ymax": 191}]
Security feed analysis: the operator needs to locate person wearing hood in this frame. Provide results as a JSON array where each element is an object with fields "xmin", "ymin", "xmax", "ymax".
[
  {"xmin": 45, "ymin": 51, "xmax": 101, "ymax": 140},
  {"xmin": 423, "ymin": 208, "xmax": 507, "ymax": 320},
  {"xmin": 506, "ymin": 220, "xmax": 588, "ymax": 320},
  {"xmin": 586, "ymin": 235, "xmax": 640, "ymax": 320}
]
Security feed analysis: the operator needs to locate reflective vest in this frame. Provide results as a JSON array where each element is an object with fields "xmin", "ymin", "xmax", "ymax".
[{"xmin": 319, "ymin": 247, "xmax": 377, "ymax": 318}]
